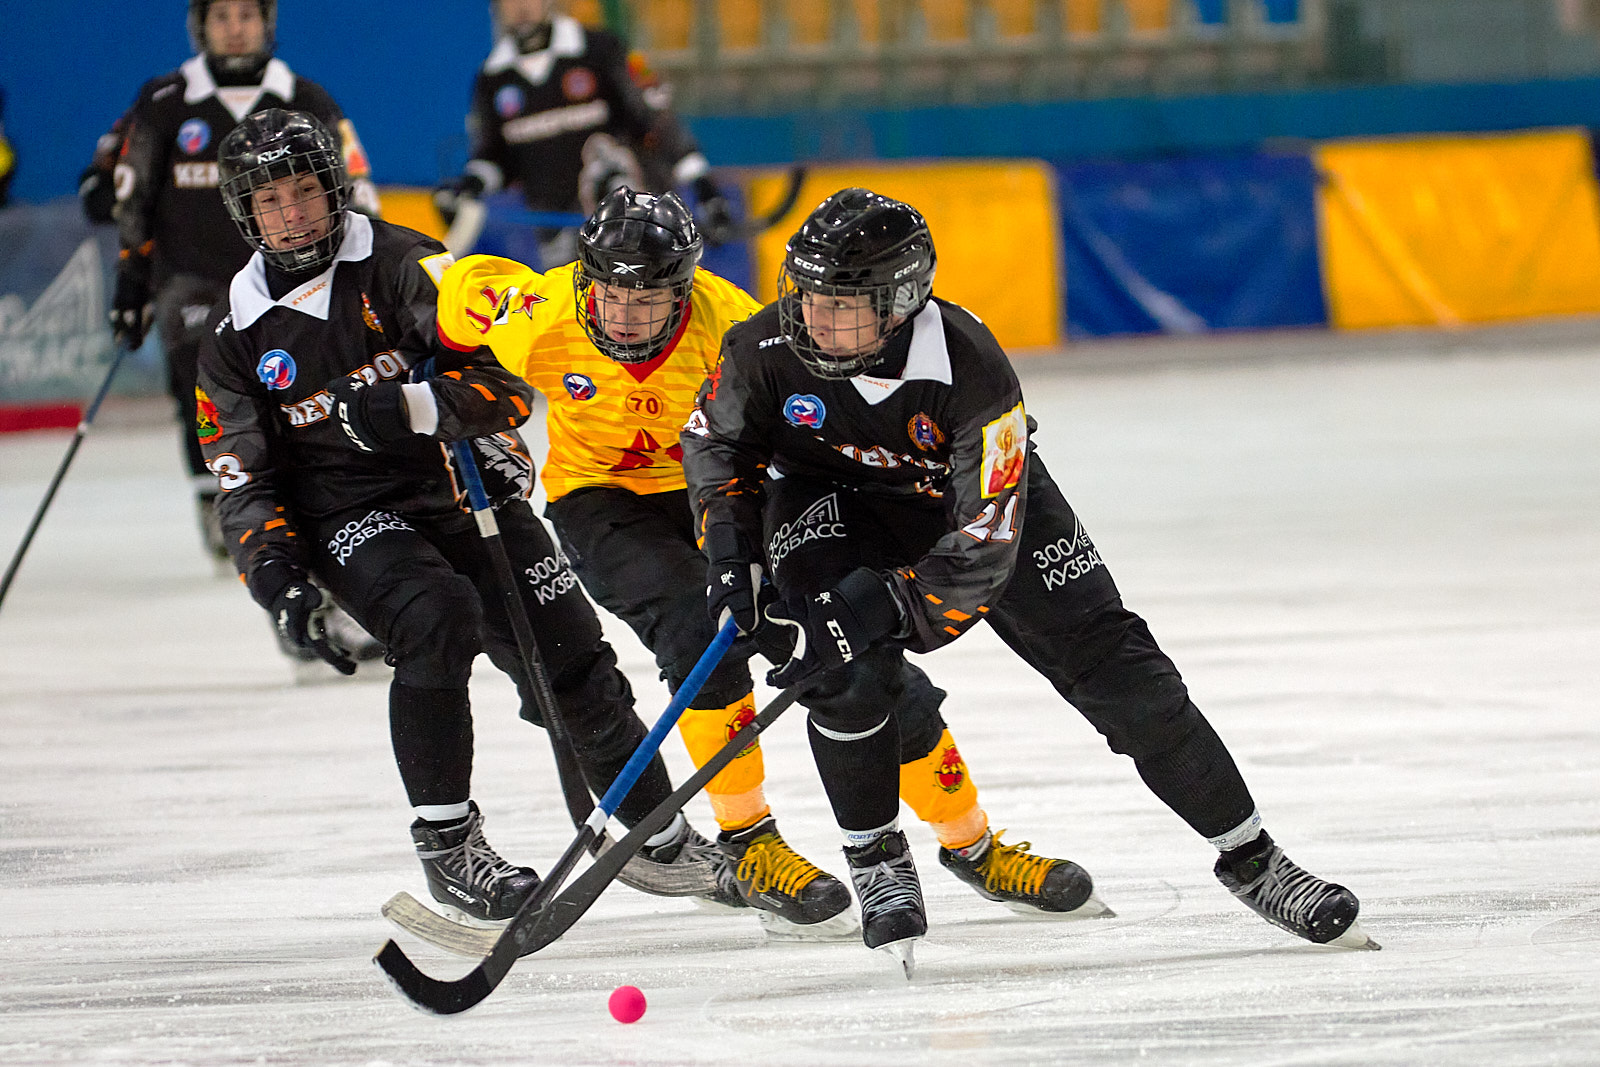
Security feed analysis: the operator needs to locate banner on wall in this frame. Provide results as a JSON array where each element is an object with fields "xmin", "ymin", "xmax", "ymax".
[
  {"xmin": 1316, "ymin": 128, "xmax": 1600, "ymax": 329},
  {"xmin": 1054, "ymin": 152, "xmax": 1328, "ymax": 338}
]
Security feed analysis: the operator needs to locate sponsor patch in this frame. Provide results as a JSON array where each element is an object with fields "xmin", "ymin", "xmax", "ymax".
[
  {"xmin": 256, "ymin": 349, "xmax": 297, "ymax": 391},
  {"xmin": 176, "ymin": 118, "xmax": 210, "ymax": 155},
  {"xmin": 782, "ymin": 393, "xmax": 826, "ymax": 429},
  {"xmin": 980, "ymin": 401, "xmax": 1026, "ymax": 498},
  {"xmin": 327, "ymin": 510, "xmax": 414, "ymax": 566},
  {"xmin": 194, "ymin": 386, "xmax": 223, "ymax": 443},
  {"xmin": 907, "ymin": 412, "xmax": 944, "ymax": 452},
  {"xmin": 563, "ymin": 373, "xmax": 597, "ymax": 401},
  {"xmin": 495, "ymin": 84, "xmax": 524, "ymax": 118},
  {"xmin": 766, "ymin": 494, "xmax": 845, "ymax": 573},
  {"xmin": 562, "ymin": 66, "xmax": 598, "ymax": 101}
]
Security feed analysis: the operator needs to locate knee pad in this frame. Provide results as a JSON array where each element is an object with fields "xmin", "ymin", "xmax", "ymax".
[
  {"xmin": 387, "ymin": 575, "xmax": 483, "ymax": 689},
  {"xmin": 803, "ymin": 646, "xmax": 906, "ymax": 738}
]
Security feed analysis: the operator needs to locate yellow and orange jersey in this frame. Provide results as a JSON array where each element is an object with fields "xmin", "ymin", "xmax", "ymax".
[{"xmin": 436, "ymin": 255, "xmax": 761, "ymax": 501}]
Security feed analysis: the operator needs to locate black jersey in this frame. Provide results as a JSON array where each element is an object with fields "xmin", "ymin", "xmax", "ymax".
[
  {"xmin": 113, "ymin": 55, "xmax": 377, "ymax": 289},
  {"xmin": 681, "ymin": 297, "xmax": 1032, "ymax": 655},
  {"xmin": 196, "ymin": 215, "xmax": 537, "ymax": 594},
  {"xmin": 463, "ymin": 16, "xmax": 704, "ymax": 211}
]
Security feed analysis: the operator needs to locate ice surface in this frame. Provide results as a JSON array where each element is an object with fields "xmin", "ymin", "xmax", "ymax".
[{"xmin": 3, "ymin": 327, "xmax": 1598, "ymax": 1065}]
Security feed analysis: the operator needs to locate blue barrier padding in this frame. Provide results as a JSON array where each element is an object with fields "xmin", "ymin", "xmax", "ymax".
[
  {"xmin": 1194, "ymin": 0, "xmax": 1228, "ymax": 24},
  {"xmin": 1055, "ymin": 152, "xmax": 1328, "ymax": 338}
]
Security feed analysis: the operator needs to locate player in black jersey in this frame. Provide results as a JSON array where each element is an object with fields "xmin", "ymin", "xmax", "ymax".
[
  {"xmin": 682, "ymin": 188, "xmax": 1375, "ymax": 969},
  {"xmin": 98, "ymin": 0, "xmax": 378, "ymax": 571},
  {"xmin": 197, "ymin": 108, "xmax": 739, "ymax": 923},
  {"xmin": 433, "ymin": 0, "xmax": 732, "ymax": 268}
]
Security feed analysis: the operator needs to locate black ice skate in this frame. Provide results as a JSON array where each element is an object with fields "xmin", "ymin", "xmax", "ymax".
[
  {"xmin": 939, "ymin": 829, "xmax": 1113, "ymax": 917},
  {"xmin": 1215, "ymin": 834, "xmax": 1378, "ymax": 949},
  {"xmin": 719, "ymin": 816, "xmax": 857, "ymax": 941},
  {"xmin": 410, "ymin": 802, "xmax": 541, "ymax": 924},
  {"xmin": 638, "ymin": 816, "xmax": 749, "ymax": 911},
  {"xmin": 844, "ymin": 830, "xmax": 926, "ymax": 977}
]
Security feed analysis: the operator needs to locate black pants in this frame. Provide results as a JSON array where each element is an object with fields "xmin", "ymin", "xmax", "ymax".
[
  {"xmin": 547, "ymin": 485, "xmax": 954, "ymax": 757},
  {"xmin": 305, "ymin": 500, "xmax": 670, "ymax": 826},
  {"xmin": 156, "ymin": 274, "xmax": 228, "ymax": 481},
  {"xmin": 761, "ymin": 457, "xmax": 1256, "ymax": 840}
]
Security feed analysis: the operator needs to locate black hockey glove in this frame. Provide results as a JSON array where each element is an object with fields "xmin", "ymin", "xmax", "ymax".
[
  {"xmin": 704, "ymin": 524, "xmax": 770, "ymax": 635},
  {"xmin": 78, "ymin": 164, "xmax": 117, "ymax": 224},
  {"xmin": 432, "ymin": 173, "xmax": 486, "ymax": 227},
  {"xmin": 109, "ymin": 263, "xmax": 151, "ymax": 350},
  {"xmin": 764, "ymin": 568, "xmax": 903, "ymax": 689},
  {"xmin": 693, "ymin": 175, "xmax": 738, "ymax": 247},
  {"xmin": 326, "ymin": 376, "xmax": 412, "ymax": 453},
  {"xmin": 256, "ymin": 566, "xmax": 357, "ymax": 676}
]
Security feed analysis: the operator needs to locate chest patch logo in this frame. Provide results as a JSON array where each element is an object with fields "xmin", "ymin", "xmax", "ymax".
[
  {"xmin": 625, "ymin": 388, "xmax": 668, "ymax": 421},
  {"xmin": 257, "ymin": 349, "xmax": 297, "ymax": 391},
  {"xmin": 980, "ymin": 401, "xmax": 1027, "ymax": 498},
  {"xmin": 177, "ymin": 118, "xmax": 210, "ymax": 155},
  {"xmin": 563, "ymin": 373, "xmax": 598, "ymax": 401},
  {"xmin": 361, "ymin": 293, "xmax": 384, "ymax": 333},
  {"xmin": 194, "ymin": 386, "xmax": 223, "ymax": 444},
  {"xmin": 562, "ymin": 67, "xmax": 598, "ymax": 102},
  {"xmin": 495, "ymin": 84, "xmax": 524, "ymax": 117},
  {"xmin": 908, "ymin": 412, "xmax": 944, "ymax": 452},
  {"xmin": 783, "ymin": 394, "xmax": 827, "ymax": 430}
]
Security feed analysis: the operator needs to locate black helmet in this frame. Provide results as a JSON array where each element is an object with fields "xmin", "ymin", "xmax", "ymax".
[
  {"xmin": 187, "ymin": 0, "xmax": 277, "ymax": 77},
  {"xmin": 217, "ymin": 108, "xmax": 349, "ymax": 275},
  {"xmin": 777, "ymin": 187, "xmax": 937, "ymax": 379},
  {"xmin": 574, "ymin": 187, "xmax": 703, "ymax": 364}
]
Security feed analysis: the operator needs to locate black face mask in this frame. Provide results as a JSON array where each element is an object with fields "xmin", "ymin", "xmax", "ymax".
[{"xmin": 205, "ymin": 50, "xmax": 272, "ymax": 86}]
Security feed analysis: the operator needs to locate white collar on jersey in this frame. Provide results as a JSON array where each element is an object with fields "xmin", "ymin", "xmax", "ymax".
[
  {"xmin": 848, "ymin": 302, "xmax": 953, "ymax": 405},
  {"xmin": 482, "ymin": 16, "xmax": 587, "ymax": 85},
  {"xmin": 228, "ymin": 212, "xmax": 374, "ymax": 330},
  {"xmin": 181, "ymin": 55, "xmax": 296, "ymax": 121}
]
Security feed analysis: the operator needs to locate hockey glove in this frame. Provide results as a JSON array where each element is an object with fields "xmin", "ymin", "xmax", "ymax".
[
  {"xmin": 764, "ymin": 568, "xmax": 903, "ymax": 689},
  {"xmin": 432, "ymin": 173, "xmax": 486, "ymax": 227},
  {"xmin": 259, "ymin": 567, "xmax": 357, "ymax": 675},
  {"xmin": 704, "ymin": 524, "xmax": 770, "ymax": 635},
  {"xmin": 693, "ymin": 175, "xmax": 738, "ymax": 247},
  {"xmin": 79, "ymin": 164, "xmax": 117, "ymax": 224},
  {"xmin": 109, "ymin": 263, "xmax": 151, "ymax": 350},
  {"xmin": 326, "ymin": 376, "xmax": 411, "ymax": 453}
]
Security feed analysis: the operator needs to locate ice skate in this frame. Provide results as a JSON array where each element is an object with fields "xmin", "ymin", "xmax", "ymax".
[
  {"xmin": 638, "ymin": 814, "xmax": 749, "ymax": 911},
  {"xmin": 410, "ymin": 801, "xmax": 541, "ymax": 924},
  {"xmin": 844, "ymin": 831, "xmax": 926, "ymax": 978},
  {"xmin": 1215, "ymin": 834, "xmax": 1378, "ymax": 949},
  {"xmin": 939, "ymin": 829, "xmax": 1112, "ymax": 918},
  {"xmin": 719, "ymin": 816, "xmax": 858, "ymax": 941}
]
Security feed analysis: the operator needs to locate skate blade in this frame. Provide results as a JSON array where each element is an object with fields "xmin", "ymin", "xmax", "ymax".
[
  {"xmin": 1000, "ymin": 889, "xmax": 1117, "ymax": 919},
  {"xmin": 1328, "ymin": 919, "xmax": 1381, "ymax": 951},
  {"xmin": 758, "ymin": 908, "xmax": 861, "ymax": 943},
  {"xmin": 874, "ymin": 937, "xmax": 919, "ymax": 979}
]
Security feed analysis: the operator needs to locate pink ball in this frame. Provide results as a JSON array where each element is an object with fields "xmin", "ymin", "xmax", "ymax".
[{"xmin": 608, "ymin": 984, "xmax": 647, "ymax": 1023}]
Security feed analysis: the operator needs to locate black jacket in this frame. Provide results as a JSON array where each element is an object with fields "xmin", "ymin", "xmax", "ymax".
[
  {"xmin": 681, "ymin": 297, "xmax": 1033, "ymax": 654},
  {"xmin": 196, "ymin": 215, "xmax": 536, "ymax": 603}
]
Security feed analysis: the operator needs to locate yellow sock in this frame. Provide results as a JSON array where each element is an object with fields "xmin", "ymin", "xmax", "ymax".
[
  {"xmin": 677, "ymin": 694, "xmax": 770, "ymax": 832},
  {"xmin": 899, "ymin": 728, "xmax": 989, "ymax": 850}
]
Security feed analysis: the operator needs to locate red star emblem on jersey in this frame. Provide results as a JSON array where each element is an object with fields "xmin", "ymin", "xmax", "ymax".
[{"xmin": 608, "ymin": 430, "xmax": 684, "ymax": 472}]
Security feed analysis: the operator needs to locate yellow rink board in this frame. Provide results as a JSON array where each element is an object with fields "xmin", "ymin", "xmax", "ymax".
[
  {"xmin": 746, "ymin": 161, "xmax": 1062, "ymax": 349},
  {"xmin": 376, "ymin": 186, "xmax": 448, "ymax": 242},
  {"xmin": 1316, "ymin": 129, "xmax": 1600, "ymax": 329}
]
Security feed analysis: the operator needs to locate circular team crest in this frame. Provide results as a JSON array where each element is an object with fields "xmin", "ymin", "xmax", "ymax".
[
  {"xmin": 562, "ymin": 66, "xmax": 598, "ymax": 101},
  {"xmin": 176, "ymin": 118, "xmax": 211, "ymax": 155},
  {"xmin": 908, "ymin": 412, "xmax": 945, "ymax": 451},
  {"xmin": 783, "ymin": 393, "xmax": 827, "ymax": 429},
  {"xmin": 934, "ymin": 744, "xmax": 967, "ymax": 793},
  {"xmin": 624, "ymin": 388, "xmax": 668, "ymax": 421},
  {"xmin": 256, "ymin": 349, "xmax": 297, "ymax": 391},
  {"xmin": 563, "ymin": 373, "xmax": 598, "ymax": 401},
  {"xmin": 495, "ymin": 84, "xmax": 524, "ymax": 118}
]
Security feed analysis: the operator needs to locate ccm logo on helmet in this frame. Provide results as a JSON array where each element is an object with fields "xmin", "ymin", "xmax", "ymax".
[
  {"xmin": 792, "ymin": 259, "xmax": 826, "ymax": 274},
  {"xmin": 894, "ymin": 260, "xmax": 925, "ymax": 279}
]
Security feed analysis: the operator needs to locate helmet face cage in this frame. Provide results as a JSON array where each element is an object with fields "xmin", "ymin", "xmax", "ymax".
[
  {"xmin": 188, "ymin": 0, "xmax": 277, "ymax": 70},
  {"xmin": 776, "ymin": 188, "xmax": 936, "ymax": 380},
  {"xmin": 218, "ymin": 111, "xmax": 349, "ymax": 275},
  {"xmin": 574, "ymin": 187, "xmax": 702, "ymax": 364}
]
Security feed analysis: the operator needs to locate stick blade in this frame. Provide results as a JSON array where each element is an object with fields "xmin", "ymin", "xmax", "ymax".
[{"xmin": 373, "ymin": 938, "xmax": 495, "ymax": 1015}]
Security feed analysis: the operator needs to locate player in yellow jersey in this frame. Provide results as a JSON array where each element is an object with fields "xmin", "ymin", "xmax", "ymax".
[{"xmin": 435, "ymin": 188, "xmax": 1106, "ymax": 936}]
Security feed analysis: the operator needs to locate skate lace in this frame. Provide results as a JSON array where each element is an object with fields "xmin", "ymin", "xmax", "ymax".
[
  {"xmin": 736, "ymin": 833, "xmax": 822, "ymax": 897},
  {"xmin": 1252, "ymin": 852, "xmax": 1330, "ymax": 925},
  {"xmin": 853, "ymin": 854, "xmax": 922, "ymax": 921},
  {"xmin": 978, "ymin": 831, "xmax": 1053, "ymax": 897},
  {"xmin": 445, "ymin": 817, "xmax": 521, "ymax": 889}
]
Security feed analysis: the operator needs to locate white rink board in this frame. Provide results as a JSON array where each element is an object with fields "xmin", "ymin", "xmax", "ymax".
[{"xmin": 2, "ymin": 326, "xmax": 1598, "ymax": 1066}]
